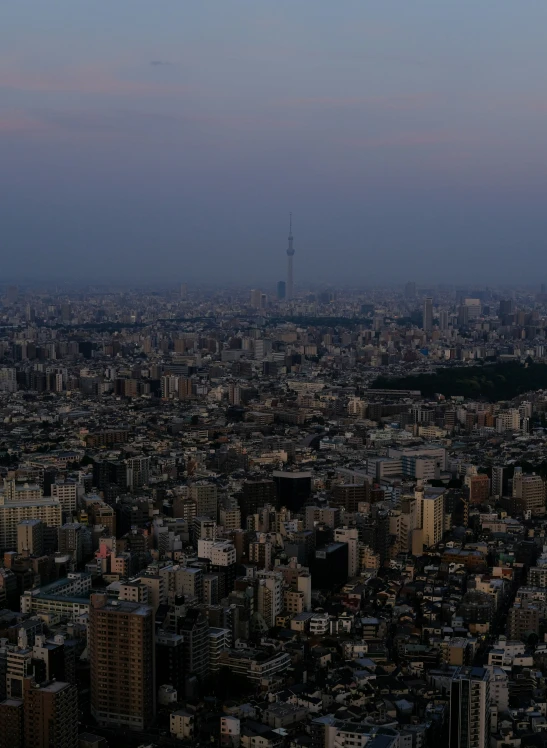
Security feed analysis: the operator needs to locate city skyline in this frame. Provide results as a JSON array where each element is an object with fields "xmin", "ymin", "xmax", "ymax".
[{"xmin": 2, "ymin": 1, "xmax": 547, "ymax": 283}]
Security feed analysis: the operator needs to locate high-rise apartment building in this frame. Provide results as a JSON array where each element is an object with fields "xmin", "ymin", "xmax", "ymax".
[
  {"xmin": 0, "ymin": 497, "xmax": 62, "ymax": 553},
  {"xmin": 491, "ymin": 466, "xmax": 504, "ymax": 498},
  {"xmin": 51, "ymin": 481, "xmax": 79, "ymax": 514},
  {"xmin": 256, "ymin": 570, "xmax": 283, "ymax": 628},
  {"xmin": 177, "ymin": 609, "xmax": 210, "ymax": 681},
  {"xmin": 0, "ymin": 697, "xmax": 23, "ymax": 748},
  {"xmin": 506, "ymin": 601, "xmax": 540, "ymax": 640},
  {"xmin": 23, "ymin": 678, "xmax": 78, "ymax": 748},
  {"xmin": 468, "ymin": 474, "xmax": 490, "ymax": 505},
  {"xmin": 334, "ymin": 526, "xmax": 359, "ymax": 577},
  {"xmin": 449, "ymin": 667, "xmax": 490, "ymax": 748},
  {"xmin": 512, "ymin": 469, "xmax": 545, "ymax": 515},
  {"xmin": 417, "ymin": 486, "xmax": 445, "ymax": 548},
  {"xmin": 89, "ymin": 593, "xmax": 155, "ymax": 731},
  {"xmin": 188, "ymin": 483, "xmax": 218, "ymax": 520},
  {"xmin": 16, "ymin": 519, "xmax": 44, "ymax": 556},
  {"xmin": 332, "ymin": 483, "xmax": 369, "ymax": 512},
  {"xmin": 125, "ymin": 456, "xmax": 150, "ymax": 490}
]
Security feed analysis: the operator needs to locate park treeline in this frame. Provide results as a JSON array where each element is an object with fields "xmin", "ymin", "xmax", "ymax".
[{"xmin": 372, "ymin": 361, "xmax": 547, "ymax": 401}]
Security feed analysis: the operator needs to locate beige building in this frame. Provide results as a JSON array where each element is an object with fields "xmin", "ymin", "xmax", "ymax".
[
  {"xmin": 513, "ymin": 470, "xmax": 545, "ymax": 515},
  {"xmin": 417, "ymin": 487, "xmax": 445, "ymax": 548},
  {"xmin": 51, "ymin": 481, "xmax": 79, "ymax": 514},
  {"xmin": 0, "ymin": 497, "xmax": 62, "ymax": 552}
]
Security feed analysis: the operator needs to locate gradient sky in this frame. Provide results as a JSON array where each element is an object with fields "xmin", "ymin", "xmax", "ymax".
[{"xmin": 2, "ymin": 1, "xmax": 547, "ymax": 285}]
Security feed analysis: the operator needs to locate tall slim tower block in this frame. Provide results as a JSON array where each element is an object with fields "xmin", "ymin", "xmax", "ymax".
[
  {"xmin": 286, "ymin": 213, "xmax": 295, "ymax": 301},
  {"xmin": 449, "ymin": 666, "xmax": 490, "ymax": 748},
  {"xmin": 89, "ymin": 593, "xmax": 155, "ymax": 731}
]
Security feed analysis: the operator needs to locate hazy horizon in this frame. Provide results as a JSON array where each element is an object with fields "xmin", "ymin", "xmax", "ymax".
[{"xmin": 2, "ymin": 1, "xmax": 547, "ymax": 284}]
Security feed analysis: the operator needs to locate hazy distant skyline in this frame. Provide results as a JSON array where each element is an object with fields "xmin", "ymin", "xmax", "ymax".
[{"xmin": 2, "ymin": 1, "xmax": 547, "ymax": 284}]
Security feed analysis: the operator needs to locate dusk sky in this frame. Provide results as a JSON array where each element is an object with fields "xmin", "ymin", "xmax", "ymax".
[{"xmin": 2, "ymin": 1, "xmax": 547, "ymax": 285}]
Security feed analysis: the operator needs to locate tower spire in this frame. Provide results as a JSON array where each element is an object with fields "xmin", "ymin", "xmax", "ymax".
[{"xmin": 286, "ymin": 212, "xmax": 295, "ymax": 301}]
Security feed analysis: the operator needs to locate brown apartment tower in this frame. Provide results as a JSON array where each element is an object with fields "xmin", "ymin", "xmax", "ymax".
[
  {"xmin": 89, "ymin": 593, "xmax": 155, "ymax": 731},
  {"xmin": 23, "ymin": 678, "xmax": 78, "ymax": 748}
]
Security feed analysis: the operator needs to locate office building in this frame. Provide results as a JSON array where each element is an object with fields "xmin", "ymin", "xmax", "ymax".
[
  {"xmin": 276, "ymin": 281, "xmax": 286, "ymax": 300},
  {"xmin": 89, "ymin": 593, "xmax": 155, "ymax": 731},
  {"xmin": 423, "ymin": 297, "xmax": 433, "ymax": 332},
  {"xmin": 156, "ymin": 631, "xmax": 185, "ymax": 697},
  {"xmin": 272, "ymin": 471, "xmax": 312, "ymax": 511},
  {"xmin": 240, "ymin": 479, "xmax": 276, "ymax": 517},
  {"xmin": 449, "ymin": 667, "xmax": 490, "ymax": 748},
  {"xmin": 464, "ymin": 298, "xmax": 482, "ymax": 320},
  {"xmin": 310, "ymin": 542, "xmax": 348, "ymax": 589},
  {"xmin": 404, "ymin": 281, "xmax": 416, "ymax": 299}
]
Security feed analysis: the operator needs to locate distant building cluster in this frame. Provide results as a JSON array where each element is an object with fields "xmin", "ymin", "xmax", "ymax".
[{"xmin": 0, "ymin": 281, "xmax": 546, "ymax": 745}]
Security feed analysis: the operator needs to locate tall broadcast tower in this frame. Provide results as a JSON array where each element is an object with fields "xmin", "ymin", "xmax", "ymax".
[{"xmin": 286, "ymin": 212, "xmax": 295, "ymax": 301}]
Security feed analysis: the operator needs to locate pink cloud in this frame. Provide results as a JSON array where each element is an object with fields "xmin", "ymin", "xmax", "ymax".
[
  {"xmin": 343, "ymin": 130, "xmax": 471, "ymax": 148},
  {"xmin": 0, "ymin": 112, "xmax": 50, "ymax": 134},
  {"xmin": 285, "ymin": 93, "xmax": 436, "ymax": 111},
  {"xmin": 0, "ymin": 68, "xmax": 192, "ymax": 97}
]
